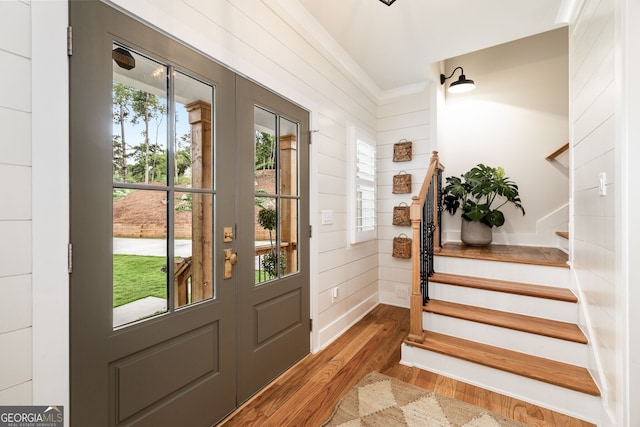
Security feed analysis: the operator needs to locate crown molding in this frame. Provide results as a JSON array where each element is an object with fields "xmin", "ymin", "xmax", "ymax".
[
  {"xmin": 556, "ymin": 0, "xmax": 584, "ymax": 24},
  {"xmin": 263, "ymin": 0, "xmax": 384, "ymax": 101}
]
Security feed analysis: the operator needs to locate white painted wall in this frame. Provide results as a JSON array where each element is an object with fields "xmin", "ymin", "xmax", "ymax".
[
  {"xmin": 0, "ymin": 0, "xmax": 33, "ymax": 405},
  {"xmin": 0, "ymin": 2, "xmax": 69, "ymax": 423},
  {"xmin": 569, "ymin": 0, "xmax": 616, "ymax": 423},
  {"xmin": 31, "ymin": 1, "xmax": 69, "ymax": 421},
  {"xmin": 439, "ymin": 28, "xmax": 570, "ymax": 247},
  {"xmin": 619, "ymin": 0, "xmax": 640, "ymax": 424},
  {"xmin": 568, "ymin": 0, "xmax": 635, "ymax": 424}
]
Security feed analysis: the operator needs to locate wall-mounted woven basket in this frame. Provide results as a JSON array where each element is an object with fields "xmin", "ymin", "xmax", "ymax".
[
  {"xmin": 392, "ymin": 171, "xmax": 411, "ymax": 194},
  {"xmin": 393, "ymin": 139, "xmax": 412, "ymax": 162},
  {"xmin": 392, "ymin": 234, "xmax": 412, "ymax": 259},
  {"xmin": 392, "ymin": 202, "xmax": 411, "ymax": 226}
]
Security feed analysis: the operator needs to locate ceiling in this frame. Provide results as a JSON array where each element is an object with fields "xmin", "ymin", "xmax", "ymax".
[{"xmin": 292, "ymin": 0, "xmax": 567, "ymax": 95}]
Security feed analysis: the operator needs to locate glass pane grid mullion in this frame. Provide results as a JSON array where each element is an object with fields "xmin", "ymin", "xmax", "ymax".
[{"xmin": 166, "ymin": 65, "xmax": 176, "ymax": 312}]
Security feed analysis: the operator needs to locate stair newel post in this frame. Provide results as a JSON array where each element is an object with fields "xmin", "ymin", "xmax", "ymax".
[{"xmin": 408, "ymin": 195, "xmax": 426, "ymax": 343}]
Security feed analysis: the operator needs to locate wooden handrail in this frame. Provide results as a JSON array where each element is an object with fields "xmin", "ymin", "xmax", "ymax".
[
  {"xmin": 407, "ymin": 151, "xmax": 443, "ymax": 343},
  {"xmin": 546, "ymin": 142, "xmax": 569, "ymax": 161}
]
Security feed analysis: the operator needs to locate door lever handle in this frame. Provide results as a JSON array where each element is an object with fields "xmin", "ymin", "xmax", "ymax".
[{"xmin": 223, "ymin": 249, "xmax": 238, "ymax": 279}]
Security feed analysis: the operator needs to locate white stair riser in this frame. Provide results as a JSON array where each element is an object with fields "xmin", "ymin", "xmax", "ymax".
[
  {"xmin": 429, "ymin": 282, "xmax": 578, "ymax": 323},
  {"xmin": 435, "ymin": 256, "xmax": 570, "ymax": 287},
  {"xmin": 423, "ymin": 313, "xmax": 588, "ymax": 367},
  {"xmin": 401, "ymin": 343, "xmax": 601, "ymax": 424},
  {"xmin": 556, "ymin": 236, "xmax": 569, "ymax": 254}
]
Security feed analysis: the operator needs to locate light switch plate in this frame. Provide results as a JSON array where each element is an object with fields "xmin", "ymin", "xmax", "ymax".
[{"xmin": 322, "ymin": 210, "xmax": 333, "ymax": 225}]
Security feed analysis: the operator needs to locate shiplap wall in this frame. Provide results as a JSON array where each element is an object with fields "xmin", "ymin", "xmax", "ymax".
[
  {"xmin": 377, "ymin": 88, "xmax": 434, "ymax": 307},
  {"xmin": 569, "ymin": 0, "xmax": 617, "ymax": 423},
  {"xmin": 0, "ymin": 0, "xmax": 33, "ymax": 404}
]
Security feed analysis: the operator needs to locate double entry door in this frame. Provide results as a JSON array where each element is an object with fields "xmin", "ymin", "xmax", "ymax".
[{"xmin": 69, "ymin": 2, "xmax": 309, "ymax": 425}]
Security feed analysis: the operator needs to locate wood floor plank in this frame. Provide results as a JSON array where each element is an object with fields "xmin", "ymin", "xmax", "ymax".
[
  {"xmin": 424, "ymin": 299, "xmax": 588, "ymax": 343},
  {"xmin": 219, "ymin": 305, "xmax": 596, "ymax": 427}
]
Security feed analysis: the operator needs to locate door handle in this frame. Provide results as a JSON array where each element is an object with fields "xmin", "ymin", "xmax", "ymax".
[{"xmin": 224, "ymin": 249, "xmax": 238, "ymax": 279}]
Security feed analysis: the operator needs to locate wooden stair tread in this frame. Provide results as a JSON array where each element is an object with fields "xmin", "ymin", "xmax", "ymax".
[
  {"xmin": 436, "ymin": 243, "xmax": 569, "ymax": 268},
  {"xmin": 430, "ymin": 272, "xmax": 577, "ymax": 302},
  {"xmin": 556, "ymin": 231, "xmax": 569, "ymax": 239},
  {"xmin": 407, "ymin": 331, "xmax": 600, "ymax": 396},
  {"xmin": 424, "ymin": 300, "xmax": 587, "ymax": 344}
]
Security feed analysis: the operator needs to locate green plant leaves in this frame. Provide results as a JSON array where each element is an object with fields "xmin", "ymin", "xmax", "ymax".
[{"xmin": 442, "ymin": 164, "xmax": 525, "ymax": 228}]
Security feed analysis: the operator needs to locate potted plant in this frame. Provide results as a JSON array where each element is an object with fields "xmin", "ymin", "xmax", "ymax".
[{"xmin": 442, "ymin": 164, "xmax": 525, "ymax": 246}]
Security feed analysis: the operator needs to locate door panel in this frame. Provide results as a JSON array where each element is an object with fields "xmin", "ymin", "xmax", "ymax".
[
  {"xmin": 236, "ymin": 78, "xmax": 310, "ymax": 402},
  {"xmin": 70, "ymin": 2, "xmax": 236, "ymax": 425}
]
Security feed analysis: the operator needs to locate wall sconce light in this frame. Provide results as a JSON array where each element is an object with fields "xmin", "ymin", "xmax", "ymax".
[
  {"xmin": 379, "ymin": 0, "xmax": 397, "ymax": 5},
  {"xmin": 440, "ymin": 67, "xmax": 475, "ymax": 93}
]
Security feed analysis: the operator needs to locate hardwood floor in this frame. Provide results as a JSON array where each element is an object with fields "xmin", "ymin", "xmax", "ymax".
[{"xmin": 218, "ymin": 304, "xmax": 595, "ymax": 427}]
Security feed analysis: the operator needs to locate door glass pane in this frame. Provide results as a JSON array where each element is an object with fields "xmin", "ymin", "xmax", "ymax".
[
  {"xmin": 112, "ymin": 44, "xmax": 168, "ymax": 185},
  {"xmin": 113, "ymin": 189, "xmax": 168, "ymax": 328},
  {"xmin": 173, "ymin": 70, "xmax": 216, "ymax": 307},
  {"xmin": 174, "ymin": 71, "xmax": 214, "ymax": 189},
  {"xmin": 255, "ymin": 196, "xmax": 278, "ymax": 284},
  {"xmin": 254, "ymin": 107, "xmax": 278, "ymax": 285},
  {"xmin": 174, "ymin": 192, "xmax": 214, "ymax": 307},
  {"xmin": 279, "ymin": 116, "xmax": 299, "ymax": 278},
  {"xmin": 254, "ymin": 107, "xmax": 277, "ymax": 195},
  {"xmin": 279, "ymin": 117, "xmax": 298, "ymax": 197},
  {"xmin": 280, "ymin": 198, "xmax": 299, "ymax": 277}
]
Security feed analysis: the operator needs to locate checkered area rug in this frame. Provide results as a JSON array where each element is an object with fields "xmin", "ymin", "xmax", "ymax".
[{"xmin": 323, "ymin": 372, "xmax": 527, "ymax": 427}]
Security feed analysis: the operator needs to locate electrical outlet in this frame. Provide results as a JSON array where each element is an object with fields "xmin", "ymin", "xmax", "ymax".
[
  {"xmin": 395, "ymin": 285, "xmax": 409, "ymax": 299},
  {"xmin": 322, "ymin": 210, "xmax": 334, "ymax": 225}
]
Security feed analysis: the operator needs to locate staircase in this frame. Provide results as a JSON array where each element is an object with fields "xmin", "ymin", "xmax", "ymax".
[{"xmin": 401, "ymin": 243, "xmax": 601, "ymax": 423}]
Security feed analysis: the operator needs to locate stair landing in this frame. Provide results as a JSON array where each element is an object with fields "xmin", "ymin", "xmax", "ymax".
[{"xmin": 437, "ymin": 242, "xmax": 568, "ymax": 268}]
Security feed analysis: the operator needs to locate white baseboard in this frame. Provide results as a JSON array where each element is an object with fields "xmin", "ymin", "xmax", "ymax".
[{"xmin": 315, "ymin": 294, "xmax": 379, "ymax": 352}]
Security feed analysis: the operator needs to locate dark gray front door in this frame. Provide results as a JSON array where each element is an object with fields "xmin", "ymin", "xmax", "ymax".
[
  {"xmin": 69, "ymin": 2, "xmax": 309, "ymax": 426},
  {"xmin": 236, "ymin": 78, "xmax": 310, "ymax": 402}
]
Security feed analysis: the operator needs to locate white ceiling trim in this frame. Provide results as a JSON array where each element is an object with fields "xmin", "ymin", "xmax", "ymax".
[
  {"xmin": 378, "ymin": 81, "xmax": 431, "ymax": 102},
  {"xmin": 556, "ymin": 0, "xmax": 584, "ymax": 24}
]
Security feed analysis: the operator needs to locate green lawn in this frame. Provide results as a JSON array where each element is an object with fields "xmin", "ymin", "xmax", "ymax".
[
  {"xmin": 114, "ymin": 254, "xmax": 273, "ymax": 307},
  {"xmin": 113, "ymin": 254, "xmax": 167, "ymax": 307}
]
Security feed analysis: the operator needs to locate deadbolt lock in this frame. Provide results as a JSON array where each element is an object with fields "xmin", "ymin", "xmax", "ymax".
[{"xmin": 223, "ymin": 227, "xmax": 234, "ymax": 243}]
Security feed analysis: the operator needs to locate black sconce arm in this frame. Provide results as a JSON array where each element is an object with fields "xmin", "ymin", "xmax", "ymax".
[{"xmin": 440, "ymin": 66, "xmax": 465, "ymax": 84}]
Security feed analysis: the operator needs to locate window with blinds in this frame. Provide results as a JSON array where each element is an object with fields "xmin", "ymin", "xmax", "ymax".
[{"xmin": 349, "ymin": 127, "xmax": 376, "ymax": 243}]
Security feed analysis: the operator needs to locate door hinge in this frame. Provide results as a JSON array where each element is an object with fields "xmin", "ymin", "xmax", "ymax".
[
  {"xmin": 309, "ymin": 318, "xmax": 313, "ymax": 331},
  {"xmin": 67, "ymin": 243, "xmax": 73, "ymax": 274},
  {"xmin": 309, "ymin": 225, "xmax": 312, "ymax": 238},
  {"xmin": 67, "ymin": 26, "xmax": 73, "ymax": 56},
  {"xmin": 309, "ymin": 129, "xmax": 319, "ymax": 143}
]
